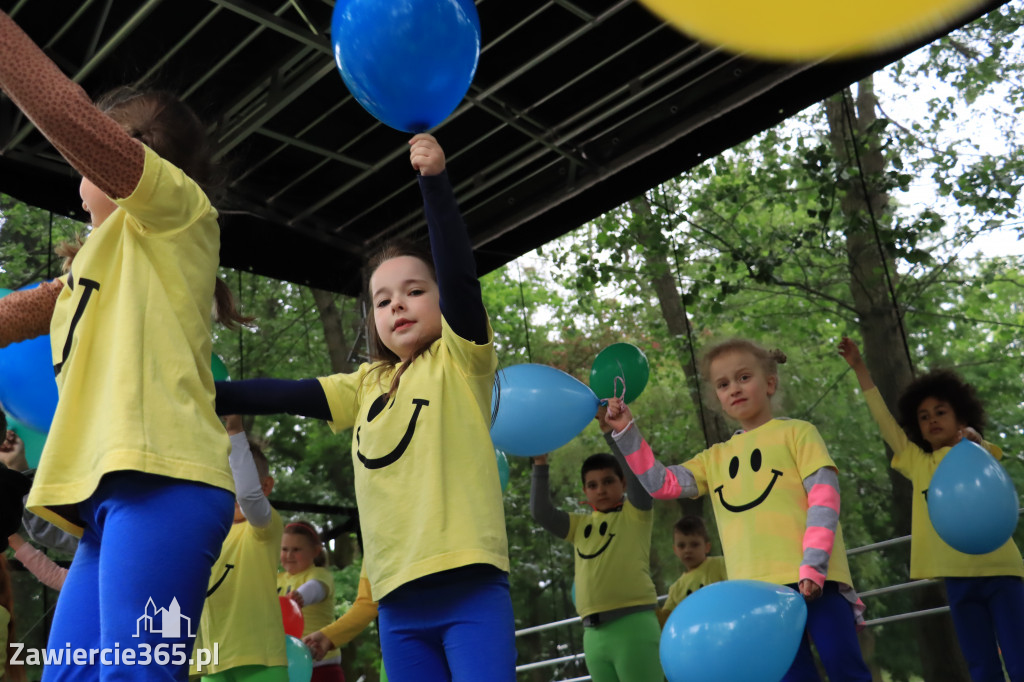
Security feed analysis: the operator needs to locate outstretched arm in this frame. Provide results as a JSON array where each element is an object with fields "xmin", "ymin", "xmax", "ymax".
[
  {"xmin": 313, "ymin": 570, "xmax": 378, "ymax": 655},
  {"xmin": 225, "ymin": 417, "xmax": 273, "ymax": 529},
  {"xmin": 0, "ymin": 280, "xmax": 64, "ymax": 348},
  {"xmin": 410, "ymin": 134, "xmax": 488, "ymax": 344},
  {"xmin": 10, "ymin": 533, "xmax": 67, "ymax": 591},
  {"xmin": 0, "ymin": 12, "xmax": 145, "ymax": 199},
  {"xmin": 530, "ymin": 454, "xmax": 571, "ymax": 538},
  {"xmin": 215, "ymin": 378, "xmax": 331, "ymax": 420},
  {"xmin": 599, "ymin": 401, "xmax": 651, "ymax": 510},
  {"xmin": 608, "ymin": 399, "xmax": 699, "ymax": 500}
]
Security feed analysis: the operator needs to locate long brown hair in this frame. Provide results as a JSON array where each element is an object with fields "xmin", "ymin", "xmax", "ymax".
[
  {"xmin": 364, "ymin": 240, "xmax": 439, "ymax": 397},
  {"xmin": 1, "ymin": 556, "xmax": 25, "ymax": 682}
]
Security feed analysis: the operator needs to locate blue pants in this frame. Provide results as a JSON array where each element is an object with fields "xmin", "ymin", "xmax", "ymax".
[
  {"xmin": 946, "ymin": 576, "xmax": 1024, "ymax": 682},
  {"xmin": 377, "ymin": 564, "xmax": 516, "ymax": 682},
  {"xmin": 44, "ymin": 472, "xmax": 234, "ymax": 682},
  {"xmin": 782, "ymin": 582, "xmax": 872, "ymax": 682}
]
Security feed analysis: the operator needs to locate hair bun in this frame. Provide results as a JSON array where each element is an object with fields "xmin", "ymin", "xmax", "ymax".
[{"xmin": 770, "ymin": 349, "xmax": 787, "ymax": 364}]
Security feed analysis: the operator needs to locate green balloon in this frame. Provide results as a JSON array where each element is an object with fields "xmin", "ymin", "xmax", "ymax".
[
  {"xmin": 211, "ymin": 353, "xmax": 231, "ymax": 382},
  {"xmin": 589, "ymin": 343, "xmax": 650, "ymax": 404},
  {"xmin": 8, "ymin": 414, "xmax": 46, "ymax": 469},
  {"xmin": 495, "ymin": 449, "xmax": 510, "ymax": 493}
]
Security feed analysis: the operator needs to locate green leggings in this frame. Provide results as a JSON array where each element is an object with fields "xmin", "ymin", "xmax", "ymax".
[
  {"xmin": 582, "ymin": 610, "xmax": 664, "ymax": 682},
  {"xmin": 202, "ymin": 665, "xmax": 289, "ymax": 682}
]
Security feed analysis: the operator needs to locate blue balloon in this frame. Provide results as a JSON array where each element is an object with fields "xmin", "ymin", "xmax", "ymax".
[
  {"xmin": 927, "ymin": 439, "xmax": 1019, "ymax": 555},
  {"xmin": 7, "ymin": 415, "xmax": 46, "ymax": 469},
  {"xmin": 661, "ymin": 580, "xmax": 806, "ymax": 682},
  {"xmin": 495, "ymin": 448, "xmax": 510, "ymax": 493},
  {"xmin": 330, "ymin": 0, "xmax": 481, "ymax": 133},
  {"xmin": 284, "ymin": 635, "xmax": 313, "ymax": 682},
  {"xmin": 0, "ymin": 286, "xmax": 59, "ymax": 433},
  {"xmin": 491, "ymin": 364, "xmax": 599, "ymax": 456}
]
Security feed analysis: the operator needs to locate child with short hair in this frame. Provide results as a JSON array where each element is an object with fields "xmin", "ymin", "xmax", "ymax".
[
  {"xmin": 616, "ymin": 337, "xmax": 871, "ymax": 682},
  {"xmin": 839, "ymin": 337, "xmax": 1024, "ymax": 682},
  {"xmin": 529, "ymin": 408, "xmax": 663, "ymax": 682},
  {"xmin": 277, "ymin": 522, "xmax": 342, "ymax": 681},
  {"xmin": 658, "ymin": 516, "xmax": 727, "ymax": 625},
  {"xmin": 191, "ymin": 416, "xmax": 287, "ymax": 682},
  {"xmin": 214, "ymin": 134, "xmax": 514, "ymax": 682}
]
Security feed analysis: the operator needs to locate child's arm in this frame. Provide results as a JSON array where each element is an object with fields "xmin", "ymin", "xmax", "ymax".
[
  {"xmin": 530, "ymin": 454, "xmax": 572, "ymax": 538},
  {"xmin": 607, "ymin": 398, "xmax": 700, "ymax": 500},
  {"xmin": 410, "ymin": 134, "xmax": 488, "ymax": 345},
  {"xmin": 309, "ymin": 569, "xmax": 378, "ymax": 659},
  {"xmin": 215, "ymin": 379, "xmax": 332, "ymax": 421},
  {"xmin": 837, "ymin": 337, "xmax": 914, "ymax": 455},
  {"xmin": 0, "ymin": 12, "xmax": 145, "ymax": 200},
  {"xmin": 288, "ymin": 579, "xmax": 329, "ymax": 608},
  {"xmin": 0, "ymin": 280, "xmax": 64, "ymax": 349},
  {"xmin": 10, "ymin": 533, "xmax": 67, "ymax": 591},
  {"xmin": 798, "ymin": 466, "xmax": 842, "ymax": 600},
  {"xmin": 599, "ymin": 402, "xmax": 652, "ymax": 510},
  {"xmin": 225, "ymin": 416, "xmax": 273, "ymax": 529}
]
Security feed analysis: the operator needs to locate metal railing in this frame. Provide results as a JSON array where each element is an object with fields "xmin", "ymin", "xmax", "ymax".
[{"xmin": 515, "ymin": 509, "xmax": 1024, "ymax": 681}]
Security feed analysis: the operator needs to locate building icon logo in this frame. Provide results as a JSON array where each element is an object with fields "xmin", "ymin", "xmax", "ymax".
[{"xmin": 134, "ymin": 597, "xmax": 194, "ymax": 639}]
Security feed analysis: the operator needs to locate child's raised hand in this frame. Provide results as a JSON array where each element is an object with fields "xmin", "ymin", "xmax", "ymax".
[
  {"xmin": 303, "ymin": 631, "xmax": 334, "ymax": 662},
  {"xmin": 533, "ymin": 454, "xmax": 549, "ymax": 467},
  {"xmin": 409, "ymin": 133, "xmax": 445, "ymax": 176},
  {"xmin": 837, "ymin": 337, "xmax": 864, "ymax": 368},
  {"xmin": 604, "ymin": 397, "xmax": 633, "ymax": 434},
  {"xmin": 798, "ymin": 578, "xmax": 822, "ymax": 601}
]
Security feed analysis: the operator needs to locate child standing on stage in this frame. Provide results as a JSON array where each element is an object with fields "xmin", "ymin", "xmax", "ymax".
[
  {"xmin": 192, "ymin": 416, "xmax": 287, "ymax": 682},
  {"xmin": 0, "ymin": 12, "xmax": 236, "ymax": 680},
  {"xmin": 529, "ymin": 407, "xmax": 662, "ymax": 682},
  {"xmin": 658, "ymin": 516, "xmax": 727, "ymax": 625},
  {"xmin": 278, "ymin": 523, "xmax": 343, "ymax": 682},
  {"xmin": 615, "ymin": 338, "xmax": 871, "ymax": 682},
  {"xmin": 838, "ymin": 337, "xmax": 1024, "ymax": 682},
  {"xmin": 215, "ymin": 134, "xmax": 514, "ymax": 682}
]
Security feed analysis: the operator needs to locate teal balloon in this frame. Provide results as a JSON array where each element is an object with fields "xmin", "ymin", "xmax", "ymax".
[
  {"xmin": 661, "ymin": 581, "xmax": 806, "ymax": 682},
  {"xmin": 7, "ymin": 415, "xmax": 46, "ymax": 469},
  {"xmin": 495, "ymin": 449, "xmax": 510, "ymax": 493},
  {"xmin": 571, "ymin": 581, "xmax": 576, "ymax": 607},
  {"xmin": 927, "ymin": 439, "xmax": 1019, "ymax": 555},
  {"xmin": 490, "ymin": 364, "xmax": 599, "ymax": 456},
  {"xmin": 589, "ymin": 343, "xmax": 650, "ymax": 404},
  {"xmin": 211, "ymin": 353, "xmax": 231, "ymax": 382},
  {"xmin": 284, "ymin": 635, "xmax": 313, "ymax": 682}
]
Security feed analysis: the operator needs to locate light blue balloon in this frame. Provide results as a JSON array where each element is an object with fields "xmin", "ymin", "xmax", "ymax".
[
  {"xmin": 661, "ymin": 580, "xmax": 806, "ymax": 682},
  {"xmin": 490, "ymin": 364, "xmax": 599, "ymax": 456},
  {"xmin": 0, "ymin": 285, "xmax": 59, "ymax": 433},
  {"xmin": 495, "ymin": 448, "xmax": 510, "ymax": 493},
  {"xmin": 330, "ymin": 0, "xmax": 481, "ymax": 133},
  {"xmin": 284, "ymin": 635, "xmax": 313, "ymax": 682},
  {"xmin": 927, "ymin": 439, "xmax": 1019, "ymax": 555}
]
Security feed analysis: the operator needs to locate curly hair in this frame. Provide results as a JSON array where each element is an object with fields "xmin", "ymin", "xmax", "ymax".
[{"xmin": 896, "ymin": 369, "xmax": 986, "ymax": 452}]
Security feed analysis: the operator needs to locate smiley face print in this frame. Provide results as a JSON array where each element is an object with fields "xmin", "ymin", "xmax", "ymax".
[
  {"xmin": 713, "ymin": 448, "xmax": 784, "ymax": 513},
  {"xmin": 356, "ymin": 393, "xmax": 430, "ymax": 470},
  {"xmin": 576, "ymin": 520, "xmax": 616, "ymax": 560}
]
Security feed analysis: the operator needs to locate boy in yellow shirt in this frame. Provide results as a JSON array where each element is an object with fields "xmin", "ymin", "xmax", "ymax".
[
  {"xmin": 658, "ymin": 516, "xmax": 727, "ymax": 625},
  {"xmin": 192, "ymin": 416, "xmax": 288, "ymax": 681}
]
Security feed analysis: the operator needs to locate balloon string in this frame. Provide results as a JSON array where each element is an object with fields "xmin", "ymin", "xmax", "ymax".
[{"xmin": 613, "ymin": 360, "xmax": 627, "ymax": 401}]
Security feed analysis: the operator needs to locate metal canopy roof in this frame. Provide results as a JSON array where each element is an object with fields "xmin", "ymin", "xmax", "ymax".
[{"xmin": 0, "ymin": 0, "xmax": 1003, "ymax": 295}]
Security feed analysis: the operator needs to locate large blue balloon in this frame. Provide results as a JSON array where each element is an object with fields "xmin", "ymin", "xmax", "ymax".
[
  {"xmin": 661, "ymin": 580, "xmax": 806, "ymax": 682},
  {"xmin": 330, "ymin": 0, "xmax": 481, "ymax": 133},
  {"xmin": 491, "ymin": 364, "xmax": 599, "ymax": 456},
  {"xmin": 927, "ymin": 439, "xmax": 1019, "ymax": 555},
  {"xmin": 0, "ymin": 286, "xmax": 59, "ymax": 433}
]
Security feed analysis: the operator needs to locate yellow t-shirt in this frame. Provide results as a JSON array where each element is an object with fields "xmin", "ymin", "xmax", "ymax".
[
  {"xmin": 319, "ymin": 318, "xmax": 508, "ymax": 601},
  {"xmin": 277, "ymin": 566, "xmax": 339, "ymax": 663},
  {"xmin": 192, "ymin": 510, "xmax": 288, "ymax": 675},
  {"xmin": 662, "ymin": 555, "xmax": 728, "ymax": 616},
  {"xmin": 685, "ymin": 419, "xmax": 855, "ymax": 588},
  {"xmin": 863, "ymin": 387, "xmax": 1024, "ymax": 579},
  {"xmin": 27, "ymin": 146, "xmax": 233, "ymax": 535},
  {"xmin": 567, "ymin": 499, "xmax": 657, "ymax": 619}
]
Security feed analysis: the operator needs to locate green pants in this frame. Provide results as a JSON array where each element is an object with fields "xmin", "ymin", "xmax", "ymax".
[
  {"xmin": 582, "ymin": 610, "xmax": 664, "ymax": 682},
  {"xmin": 202, "ymin": 665, "xmax": 289, "ymax": 682}
]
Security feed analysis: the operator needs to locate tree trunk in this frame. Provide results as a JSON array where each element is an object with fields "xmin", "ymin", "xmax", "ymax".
[
  {"xmin": 826, "ymin": 80, "xmax": 970, "ymax": 682},
  {"xmin": 311, "ymin": 288, "xmax": 354, "ymax": 374}
]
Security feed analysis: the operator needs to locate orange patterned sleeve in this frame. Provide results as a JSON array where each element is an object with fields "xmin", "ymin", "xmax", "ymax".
[
  {"xmin": 0, "ymin": 11, "xmax": 144, "ymax": 199},
  {"xmin": 0, "ymin": 279, "xmax": 63, "ymax": 347}
]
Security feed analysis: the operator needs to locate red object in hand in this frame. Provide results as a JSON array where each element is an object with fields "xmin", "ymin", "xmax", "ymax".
[{"xmin": 279, "ymin": 595, "xmax": 304, "ymax": 638}]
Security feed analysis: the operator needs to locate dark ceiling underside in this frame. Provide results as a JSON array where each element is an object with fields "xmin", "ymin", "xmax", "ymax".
[{"xmin": 0, "ymin": 0, "xmax": 1004, "ymax": 295}]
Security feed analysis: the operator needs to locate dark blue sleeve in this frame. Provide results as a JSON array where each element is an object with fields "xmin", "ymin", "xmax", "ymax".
[
  {"xmin": 418, "ymin": 170, "xmax": 489, "ymax": 344},
  {"xmin": 214, "ymin": 378, "xmax": 332, "ymax": 421}
]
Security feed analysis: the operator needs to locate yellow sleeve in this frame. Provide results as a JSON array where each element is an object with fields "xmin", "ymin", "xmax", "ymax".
[
  {"xmin": 318, "ymin": 365, "xmax": 370, "ymax": 434},
  {"xmin": 321, "ymin": 574, "xmax": 378, "ymax": 647},
  {"xmin": 863, "ymin": 387, "xmax": 923, "ymax": 475},
  {"xmin": 982, "ymin": 440, "xmax": 1003, "ymax": 460}
]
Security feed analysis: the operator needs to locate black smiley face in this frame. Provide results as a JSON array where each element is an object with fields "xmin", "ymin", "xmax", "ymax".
[
  {"xmin": 576, "ymin": 520, "xmax": 615, "ymax": 560},
  {"xmin": 713, "ymin": 448, "xmax": 784, "ymax": 513},
  {"xmin": 356, "ymin": 396, "xmax": 430, "ymax": 470}
]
